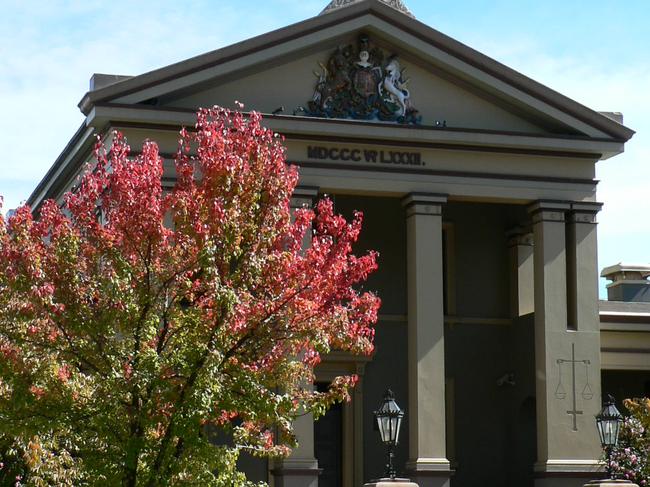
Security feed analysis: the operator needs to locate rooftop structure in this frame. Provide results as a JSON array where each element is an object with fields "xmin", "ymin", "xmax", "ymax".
[{"xmin": 320, "ymin": 0, "xmax": 414, "ymax": 17}]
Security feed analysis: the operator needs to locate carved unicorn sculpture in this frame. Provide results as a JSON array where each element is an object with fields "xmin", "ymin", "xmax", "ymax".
[
  {"xmin": 380, "ymin": 58, "xmax": 411, "ymax": 117},
  {"xmin": 312, "ymin": 62, "xmax": 332, "ymax": 110}
]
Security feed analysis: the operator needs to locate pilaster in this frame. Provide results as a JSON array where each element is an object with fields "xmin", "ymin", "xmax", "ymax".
[
  {"xmin": 529, "ymin": 201, "xmax": 603, "ymax": 486},
  {"xmin": 507, "ymin": 226, "xmax": 535, "ymax": 317},
  {"xmin": 402, "ymin": 193, "xmax": 451, "ymax": 487},
  {"xmin": 567, "ymin": 203, "xmax": 603, "ymax": 333}
]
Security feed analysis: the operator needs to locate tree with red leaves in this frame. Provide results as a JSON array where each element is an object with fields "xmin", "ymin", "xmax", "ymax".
[{"xmin": 0, "ymin": 106, "xmax": 379, "ymax": 486}]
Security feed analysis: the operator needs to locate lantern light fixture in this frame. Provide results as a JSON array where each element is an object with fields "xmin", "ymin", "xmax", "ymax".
[
  {"xmin": 595, "ymin": 394, "xmax": 624, "ymax": 479},
  {"xmin": 374, "ymin": 389, "xmax": 404, "ymax": 479}
]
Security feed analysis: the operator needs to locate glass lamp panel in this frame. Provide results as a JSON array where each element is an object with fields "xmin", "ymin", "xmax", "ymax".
[
  {"xmin": 612, "ymin": 420, "xmax": 621, "ymax": 445},
  {"xmin": 394, "ymin": 416, "xmax": 403, "ymax": 445},
  {"xmin": 389, "ymin": 416, "xmax": 398, "ymax": 443},
  {"xmin": 596, "ymin": 419, "xmax": 606, "ymax": 446},
  {"xmin": 378, "ymin": 416, "xmax": 390, "ymax": 443},
  {"xmin": 604, "ymin": 420, "xmax": 615, "ymax": 445}
]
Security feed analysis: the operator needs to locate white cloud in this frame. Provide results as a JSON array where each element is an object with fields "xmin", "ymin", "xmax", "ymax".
[{"xmin": 0, "ymin": 1, "xmax": 324, "ymax": 212}]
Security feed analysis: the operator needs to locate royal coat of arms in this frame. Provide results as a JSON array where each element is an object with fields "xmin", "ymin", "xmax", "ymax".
[{"xmin": 298, "ymin": 34, "xmax": 420, "ymax": 124}]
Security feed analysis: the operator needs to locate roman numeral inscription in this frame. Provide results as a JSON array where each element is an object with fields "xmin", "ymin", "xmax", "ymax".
[{"xmin": 307, "ymin": 146, "xmax": 424, "ymax": 166}]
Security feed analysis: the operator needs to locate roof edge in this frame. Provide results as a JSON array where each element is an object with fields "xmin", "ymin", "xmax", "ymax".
[{"xmin": 27, "ymin": 123, "xmax": 93, "ymax": 212}]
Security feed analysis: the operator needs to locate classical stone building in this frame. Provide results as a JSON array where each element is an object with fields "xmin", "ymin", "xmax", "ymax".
[{"xmin": 28, "ymin": 0, "xmax": 648, "ymax": 486}]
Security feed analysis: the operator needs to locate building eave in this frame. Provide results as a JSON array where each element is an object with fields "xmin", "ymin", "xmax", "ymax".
[{"xmin": 26, "ymin": 122, "xmax": 96, "ymax": 213}]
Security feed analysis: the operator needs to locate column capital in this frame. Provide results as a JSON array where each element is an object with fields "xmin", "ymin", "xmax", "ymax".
[
  {"xmin": 528, "ymin": 200, "xmax": 571, "ymax": 224},
  {"xmin": 402, "ymin": 193, "xmax": 447, "ymax": 218},
  {"xmin": 506, "ymin": 226, "xmax": 533, "ymax": 247},
  {"xmin": 569, "ymin": 202, "xmax": 603, "ymax": 224},
  {"xmin": 290, "ymin": 186, "xmax": 319, "ymax": 209}
]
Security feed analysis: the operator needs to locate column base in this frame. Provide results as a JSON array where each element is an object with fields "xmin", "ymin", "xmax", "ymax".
[
  {"xmin": 364, "ymin": 478, "xmax": 419, "ymax": 487},
  {"xmin": 271, "ymin": 459, "xmax": 320, "ymax": 487},
  {"xmin": 534, "ymin": 460, "xmax": 605, "ymax": 487},
  {"xmin": 584, "ymin": 481, "xmax": 639, "ymax": 487},
  {"xmin": 406, "ymin": 459, "xmax": 452, "ymax": 487},
  {"xmin": 536, "ymin": 479, "xmax": 602, "ymax": 487}
]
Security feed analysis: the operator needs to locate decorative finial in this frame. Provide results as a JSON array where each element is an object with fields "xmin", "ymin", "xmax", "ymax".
[{"xmin": 320, "ymin": 0, "xmax": 414, "ymax": 18}]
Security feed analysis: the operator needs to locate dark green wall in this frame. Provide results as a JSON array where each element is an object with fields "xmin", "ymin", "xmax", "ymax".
[
  {"xmin": 333, "ymin": 194, "xmax": 408, "ymax": 316},
  {"xmin": 602, "ymin": 370, "xmax": 650, "ymax": 412},
  {"xmin": 444, "ymin": 315, "xmax": 536, "ymax": 487},
  {"xmin": 363, "ymin": 320, "xmax": 410, "ymax": 480},
  {"xmin": 332, "ymin": 195, "xmax": 410, "ymax": 479},
  {"xmin": 444, "ymin": 201, "xmax": 527, "ymax": 319}
]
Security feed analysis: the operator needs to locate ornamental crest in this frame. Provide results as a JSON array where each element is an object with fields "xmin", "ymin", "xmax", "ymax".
[{"xmin": 297, "ymin": 34, "xmax": 420, "ymax": 124}]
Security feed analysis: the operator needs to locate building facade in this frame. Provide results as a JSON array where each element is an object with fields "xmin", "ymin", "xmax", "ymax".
[
  {"xmin": 28, "ymin": 1, "xmax": 646, "ymax": 486},
  {"xmin": 600, "ymin": 264, "xmax": 650, "ymax": 409}
]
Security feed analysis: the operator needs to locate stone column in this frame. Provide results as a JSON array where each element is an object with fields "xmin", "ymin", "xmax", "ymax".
[
  {"xmin": 529, "ymin": 201, "xmax": 603, "ymax": 487},
  {"xmin": 507, "ymin": 227, "xmax": 535, "ymax": 318},
  {"xmin": 402, "ymin": 193, "xmax": 451, "ymax": 487},
  {"xmin": 273, "ymin": 186, "xmax": 320, "ymax": 487}
]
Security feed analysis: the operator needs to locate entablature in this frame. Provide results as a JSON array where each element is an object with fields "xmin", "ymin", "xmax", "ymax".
[{"xmin": 85, "ymin": 104, "xmax": 621, "ymax": 160}]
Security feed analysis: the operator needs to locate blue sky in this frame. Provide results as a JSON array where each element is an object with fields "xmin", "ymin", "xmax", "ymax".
[{"xmin": 1, "ymin": 0, "xmax": 648, "ymax": 297}]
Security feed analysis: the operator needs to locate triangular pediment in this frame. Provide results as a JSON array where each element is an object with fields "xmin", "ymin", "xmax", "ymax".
[
  {"xmin": 79, "ymin": 0, "xmax": 633, "ymax": 142},
  {"xmin": 153, "ymin": 36, "xmax": 555, "ymax": 135}
]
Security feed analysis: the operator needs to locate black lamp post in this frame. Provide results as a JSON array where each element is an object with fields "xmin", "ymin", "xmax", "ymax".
[
  {"xmin": 374, "ymin": 389, "xmax": 404, "ymax": 480},
  {"xmin": 595, "ymin": 394, "xmax": 624, "ymax": 479}
]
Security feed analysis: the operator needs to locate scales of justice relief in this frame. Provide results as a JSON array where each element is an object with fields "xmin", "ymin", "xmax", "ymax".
[{"xmin": 555, "ymin": 343, "xmax": 594, "ymax": 431}]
